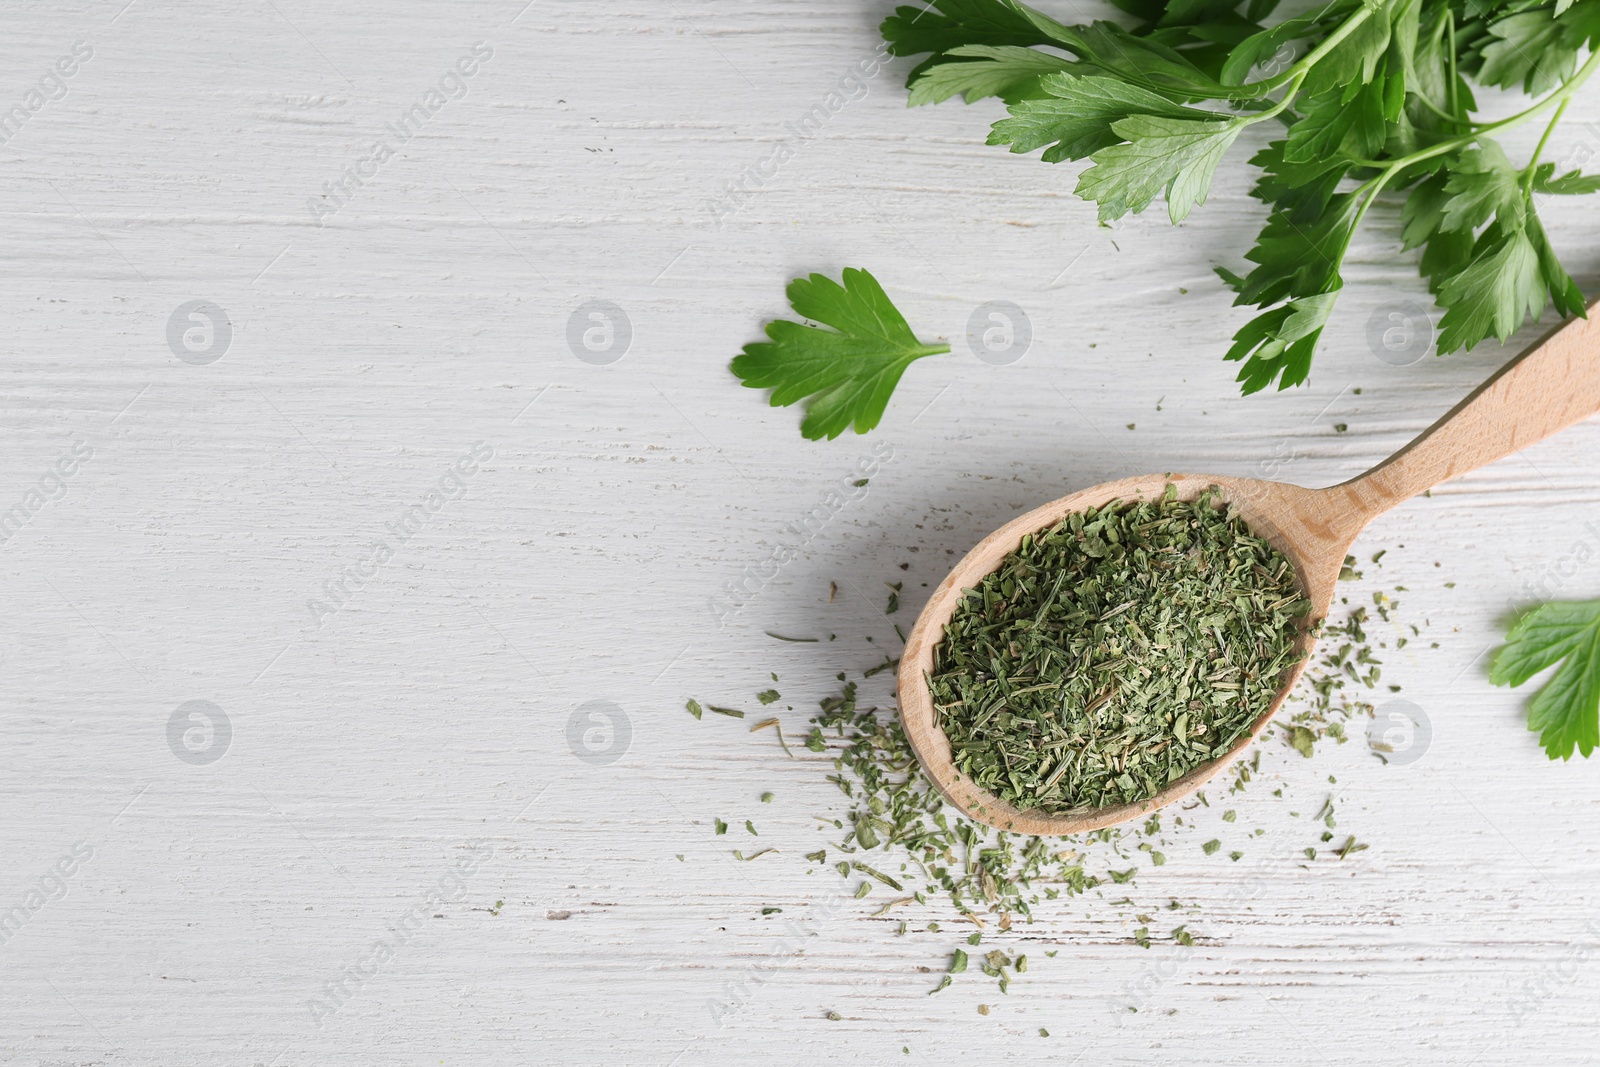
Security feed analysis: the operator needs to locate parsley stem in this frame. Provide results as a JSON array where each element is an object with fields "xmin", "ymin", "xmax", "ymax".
[
  {"xmin": 1296, "ymin": 143, "xmax": 1433, "ymax": 337},
  {"xmin": 1232, "ymin": 71, "xmax": 1307, "ymax": 128},
  {"xmin": 1348, "ymin": 169, "xmax": 1401, "ymax": 237},
  {"xmin": 1411, "ymin": 94, "xmax": 1468, "ymax": 129},
  {"xmin": 1445, "ymin": 10, "xmax": 1459, "ymax": 119},
  {"xmin": 1524, "ymin": 97, "xmax": 1571, "ymax": 196}
]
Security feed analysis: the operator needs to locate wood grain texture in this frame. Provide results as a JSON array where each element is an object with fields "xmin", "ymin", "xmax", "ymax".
[
  {"xmin": 1346, "ymin": 304, "xmax": 1600, "ymax": 514},
  {"xmin": 5, "ymin": 1, "xmax": 1600, "ymax": 1065}
]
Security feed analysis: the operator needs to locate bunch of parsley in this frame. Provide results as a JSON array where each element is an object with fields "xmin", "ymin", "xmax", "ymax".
[{"xmin": 883, "ymin": 0, "xmax": 1600, "ymax": 393}]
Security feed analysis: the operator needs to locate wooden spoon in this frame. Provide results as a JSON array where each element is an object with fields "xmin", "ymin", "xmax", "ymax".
[{"xmin": 898, "ymin": 307, "xmax": 1600, "ymax": 836}]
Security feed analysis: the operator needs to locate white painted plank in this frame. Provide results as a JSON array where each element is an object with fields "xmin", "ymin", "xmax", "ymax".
[{"xmin": 4, "ymin": 1, "xmax": 1600, "ymax": 1064}]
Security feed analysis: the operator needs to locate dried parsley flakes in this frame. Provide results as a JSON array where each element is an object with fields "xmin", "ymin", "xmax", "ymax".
[{"xmin": 930, "ymin": 487, "xmax": 1309, "ymax": 813}]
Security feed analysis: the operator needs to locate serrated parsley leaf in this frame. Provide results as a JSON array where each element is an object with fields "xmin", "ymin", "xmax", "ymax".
[
  {"xmin": 732, "ymin": 269, "xmax": 950, "ymax": 441},
  {"xmin": 1435, "ymin": 226, "xmax": 1544, "ymax": 351},
  {"xmin": 1492, "ymin": 601, "xmax": 1600, "ymax": 759},
  {"xmin": 1532, "ymin": 165, "xmax": 1600, "ymax": 196},
  {"xmin": 1283, "ymin": 82, "xmax": 1388, "ymax": 164},
  {"xmin": 1066, "ymin": 20, "xmax": 1230, "ymax": 93},
  {"xmin": 909, "ymin": 45, "xmax": 1074, "ymax": 105},
  {"xmin": 885, "ymin": 0, "xmax": 1598, "ymax": 395},
  {"xmin": 1221, "ymin": 12, "xmax": 1323, "ymax": 86},
  {"xmin": 1225, "ymin": 287, "xmax": 1339, "ymax": 393},
  {"xmin": 1439, "ymin": 140, "xmax": 1523, "ymax": 232},
  {"xmin": 1077, "ymin": 115, "xmax": 1242, "ymax": 222},
  {"xmin": 882, "ymin": 0, "xmax": 1079, "ymax": 73},
  {"xmin": 990, "ymin": 73, "xmax": 1208, "ymax": 162},
  {"xmin": 1399, "ymin": 169, "xmax": 1451, "ymax": 248},
  {"xmin": 1298, "ymin": 0, "xmax": 1398, "ymax": 97},
  {"xmin": 1228, "ymin": 194, "xmax": 1359, "ymax": 307},
  {"xmin": 1527, "ymin": 212, "xmax": 1588, "ymax": 318},
  {"xmin": 1248, "ymin": 139, "xmax": 1348, "ymax": 218},
  {"xmin": 1477, "ymin": 10, "xmax": 1579, "ymax": 95}
]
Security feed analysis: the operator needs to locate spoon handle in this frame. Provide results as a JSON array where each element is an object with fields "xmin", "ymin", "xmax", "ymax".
[{"xmin": 1336, "ymin": 304, "xmax": 1600, "ymax": 519}]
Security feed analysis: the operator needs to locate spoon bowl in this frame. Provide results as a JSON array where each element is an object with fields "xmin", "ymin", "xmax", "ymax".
[
  {"xmin": 898, "ymin": 473, "xmax": 1343, "ymax": 837},
  {"xmin": 899, "ymin": 307, "xmax": 1600, "ymax": 836}
]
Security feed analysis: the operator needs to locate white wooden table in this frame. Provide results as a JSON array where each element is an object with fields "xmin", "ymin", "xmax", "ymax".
[{"xmin": 5, "ymin": 2, "xmax": 1600, "ymax": 1063}]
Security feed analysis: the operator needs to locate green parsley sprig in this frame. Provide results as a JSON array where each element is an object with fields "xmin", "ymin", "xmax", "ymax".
[
  {"xmin": 884, "ymin": 0, "xmax": 1599, "ymax": 393},
  {"xmin": 732, "ymin": 268, "xmax": 949, "ymax": 440},
  {"xmin": 1492, "ymin": 600, "xmax": 1600, "ymax": 759}
]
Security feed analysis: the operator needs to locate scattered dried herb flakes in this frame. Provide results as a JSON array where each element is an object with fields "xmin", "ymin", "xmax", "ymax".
[
  {"xmin": 931, "ymin": 487, "xmax": 1309, "ymax": 813},
  {"xmin": 687, "ymin": 567, "xmax": 1421, "ymax": 1001},
  {"xmin": 1289, "ymin": 565, "xmax": 1431, "ymax": 762},
  {"xmin": 751, "ymin": 717, "xmax": 794, "ymax": 756},
  {"xmin": 1281, "ymin": 723, "xmax": 1316, "ymax": 758},
  {"xmin": 808, "ymin": 677, "xmax": 1104, "ymax": 927}
]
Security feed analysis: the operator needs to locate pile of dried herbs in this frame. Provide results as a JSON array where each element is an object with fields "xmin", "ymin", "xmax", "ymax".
[
  {"xmin": 688, "ymin": 551, "xmax": 1428, "ymax": 1002},
  {"xmin": 930, "ymin": 487, "xmax": 1310, "ymax": 812}
]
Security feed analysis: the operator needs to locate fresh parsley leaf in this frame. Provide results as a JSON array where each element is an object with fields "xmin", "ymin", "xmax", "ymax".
[
  {"xmin": 909, "ymin": 44, "xmax": 1074, "ymax": 105},
  {"xmin": 1225, "ymin": 288, "xmax": 1339, "ymax": 394},
  {"xmin": 1420, "ymin": 225, "xmax": 1479, "ymax": 296},
  {"xmin": 1435, "ymin": 225, "xmax": 1544, "ymax": 352},
  {"xmin": 1064, "ymin": 20, "xmax": 1232, "ymax": 93},
  {"xmin": 882, "ymin": 0, "xmax": 1079, "ymax": 80},
  {"xmin": 1477, "ymin": 10, "xmax": 1578, "ymax": 95},
  {"xmin": 1527, "ymin": 211, "xmax": 1588, "ymax": 318},
  {"xmin": 1077, "ymin": 115, "xmax": 1243, "ymax": 222},
  {"xmin": 1249, "ymin": 140, "xmax": 1348, "ymax": 219},
  {"xmin": 1399, "ymin": 169, "xmax": 1451, "ymax": 248},
  {"xmin": 1408, "ymin": 21, "xmax": 1478, "ymax": 124},
  {"xmin": 1532, "ymin": 165, "xmax": 1600, "ymax": 196},
  {"xmin": 1221, "ymin": 12, "xmax": 1324, "ymax": 85},
  {"xmin": 1400, "ymin": 169, "xmax": 1477, "ymax": 293},
  {"xmin": 1282, "ymin": 82, "xmax": 1388, "ymax": 164},
  {"xmin": 887, "ymin": 0, "xmax": 1600, "ymax": 393},
  {"xmin": 1226, "ymin": 195, "xmax": 1358, "ymax": 308},
  {"xmin": 1439, "ymin": 141, "xmax": 1523, "ymax": 233},
  {"xmin": 1492, "ymin": 601, "xmax": 1600, "ymax": 759},
  {"xmin": 989, "ymin": 73, "xmax": 1208, "ymax": 162},
  {"xmin": 1298, "ymin": 0, "xmax": 1404, "ymax": 98},
  {"xmin": 732, "ymin": 269, "xmax": 950, "ymax": 441}
]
